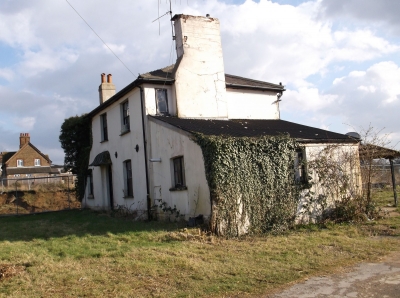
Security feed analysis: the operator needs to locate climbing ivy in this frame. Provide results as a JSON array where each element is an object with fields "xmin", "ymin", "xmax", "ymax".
[{"xmin": 193, "ymin": 133, "xmax": 300, "ymax": 237}]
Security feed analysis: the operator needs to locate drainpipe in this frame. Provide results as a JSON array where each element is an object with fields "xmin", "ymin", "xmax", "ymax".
[{"xmin": 139, "ymin": 86, "xmax": 151, "ymax": 220}]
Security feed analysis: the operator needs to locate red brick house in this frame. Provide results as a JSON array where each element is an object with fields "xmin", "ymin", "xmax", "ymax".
[{"xmin": 0, "ymin": 133, "xmax": 59, "ymax": 186}]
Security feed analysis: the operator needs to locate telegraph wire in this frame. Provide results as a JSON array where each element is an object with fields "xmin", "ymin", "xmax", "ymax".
[{"xmin": 65, "ymin": 0, "xmax": 135, "ymax": 77}]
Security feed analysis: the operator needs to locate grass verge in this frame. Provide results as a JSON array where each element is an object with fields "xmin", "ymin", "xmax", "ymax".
[{"xmin": 0, "ymin": 190, "xmax": 399, "ymax": 297}]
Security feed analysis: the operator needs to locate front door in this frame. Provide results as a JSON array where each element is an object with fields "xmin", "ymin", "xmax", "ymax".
[{"xmin": 107, "ymin": 164, "xmax": 114, "ymax": 210}]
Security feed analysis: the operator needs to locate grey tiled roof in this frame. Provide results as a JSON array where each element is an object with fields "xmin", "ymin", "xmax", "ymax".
[
  {"xmin": 150, "ymin": 116, "xmax": 357, "ymax": 143},
  {"xmin": 139, "ymin": 64, "xmax": 284, "ymax": 91}
]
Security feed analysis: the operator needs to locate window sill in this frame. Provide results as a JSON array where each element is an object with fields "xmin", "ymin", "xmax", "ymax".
[
  {"xmin": 169, "ymin": 186, "xmax": 187, "ymax": 192},
  {"xmin": 119, "ymin": 129, "xmax": 130, "ymax": 136},
  {"xmin": 100, "ymin": 140, "xmax": 108, "ymax": 143}
]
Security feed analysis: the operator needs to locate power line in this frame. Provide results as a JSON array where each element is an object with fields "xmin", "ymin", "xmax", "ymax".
[{"xmin": 65, "ymin": 0, "xmax": 135, "ymax": 77}]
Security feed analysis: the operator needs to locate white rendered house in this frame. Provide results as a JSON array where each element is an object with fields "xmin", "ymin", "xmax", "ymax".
[{"xmin": 84, "ymin": 14, "xmax": 359, "ymax": 222}]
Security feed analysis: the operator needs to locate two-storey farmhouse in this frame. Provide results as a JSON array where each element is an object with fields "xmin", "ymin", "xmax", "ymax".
[{"xmin": 84, "ymin": 14, "xmax": 360, "ymax": 230}]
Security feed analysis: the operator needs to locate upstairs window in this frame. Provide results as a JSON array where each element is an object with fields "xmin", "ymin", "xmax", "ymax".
[
  {"xmin": 17, "ymin": 159, "xmax": 24, "ymax": 167},
  {"xmin": 123, "ymin": 160, "xmax": 133, "ymax": 197},
  {"xmin": 34, "ymin": 159, "xmax": 41, "ymax": 166},
  {"xmin": 156, "ymin": 89, "xmax": 169, "ymax": 115},
  {"xmin": 121, "ymin": 101, "xmax": 130, "ymax": 133},
  {"xmin": 100, "ymin": 113, "xmax": 108, "ymax": 141},
  {"xmin": 171, "ymin": 156, "xmax": 186, "ymax": 189}
]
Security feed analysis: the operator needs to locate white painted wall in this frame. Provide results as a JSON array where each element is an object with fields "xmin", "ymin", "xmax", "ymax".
[
  {"xmin": 226, "ymin": 89, "xmax": 280, "ymax": 119},
  {"xmin": 143, "ymin": 84, "xmax": 176, "ymax": 116},
  {"xmin": 173, "ymin": 15, "xmax": 228, "ymax": 119},
  {"xmin": 296, "ymin": 143, "xmax": 361, "ymax": 223},
  {"xmin": 148, "ymin": 117, "xmax": 211, "ymax": 220},
  {"xmin": 85, "ymin": 88, "xmax": 148, "ymax": 216}
]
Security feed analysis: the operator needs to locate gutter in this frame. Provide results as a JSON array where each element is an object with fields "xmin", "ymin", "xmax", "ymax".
[
  {"xmin": 139, "ymin": 86, "xmax": 151, "ymax": 220},
  {"xmin": 226, "ymin": 83, "xmax": 285, "ymax": 92}
]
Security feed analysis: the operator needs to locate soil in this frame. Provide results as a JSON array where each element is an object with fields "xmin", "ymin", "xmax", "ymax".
[{"xmin": 0, "ymin": 190, "xmax": 81, "ymax": 215}]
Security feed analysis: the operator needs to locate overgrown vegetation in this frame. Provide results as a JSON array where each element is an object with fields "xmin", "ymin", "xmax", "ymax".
[
  {"xmin": 59, "ymin": 114, "xmax": 92, "ymax": 201},
  {"xmin": 194, "ymin": 134, "xmax": 300, "ymax": 236}
]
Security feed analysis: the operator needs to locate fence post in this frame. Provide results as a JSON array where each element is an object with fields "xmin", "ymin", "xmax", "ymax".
[
  {"xmin": 15, "ymin": 180, "xmax": 18, "ymax": 215},
  {"xmin": 68, "ymin": 176, "xmax": 71, "ymax": 210}
]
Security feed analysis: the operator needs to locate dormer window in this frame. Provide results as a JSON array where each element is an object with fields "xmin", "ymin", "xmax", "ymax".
[
  {"xmin": 17, "ymin": 159, "xmax": 24, "ymax": 167},
  {"xmin": 156, "ymin": 89, "xmax": 168, "ymax": 115},
  {"xmin": 34, "ymin": 159, "xmax": 41, "ymax": 166}
]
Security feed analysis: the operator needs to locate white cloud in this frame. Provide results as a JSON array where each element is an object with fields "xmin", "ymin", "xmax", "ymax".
[{"xmin": 13, "ymin": 116, "xmax": 35, "ymax": 130}]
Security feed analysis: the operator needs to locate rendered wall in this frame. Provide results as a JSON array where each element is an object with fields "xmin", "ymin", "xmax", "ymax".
[
  {"xmin": 173, "ymin": 15, "xmax": 228, "ymax": 119},
  {"xmin": 85, "ymin": 88, "xmax": 148, "ymax": 216},
  {"xmin": 148, "ymin": 118, "xmax": 211, "ymax": 220},
  {"xmin": 226, "ymin": 89, "xmax": 280, "ymax": 119}
]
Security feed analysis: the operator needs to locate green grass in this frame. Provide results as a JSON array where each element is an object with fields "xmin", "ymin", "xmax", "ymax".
[{"xmin": 0, "ymin": 199, "xmax": 399, "ymax": 297}]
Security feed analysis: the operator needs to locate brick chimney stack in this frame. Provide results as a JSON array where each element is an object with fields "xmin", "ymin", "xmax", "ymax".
[
  {"xmin": 20, "ymin": 133, "xmax": 30, "ymax": 148},
  {"xmin": 99, "ymin": 73, "xmax": 116, "ymax": 105}
]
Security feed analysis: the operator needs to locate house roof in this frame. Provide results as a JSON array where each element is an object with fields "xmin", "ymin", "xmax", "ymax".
[
  {"xmin": 359, "ymin": 144, "xmax": 400, "ymax": 159},
  {"xmin": 6, "ymin": 167, "xmax": 59, "ymax": 175},
  {"xmin": 150, "ymin": 116, "xmax": 358, "ymax": 143},
  {"xmin": 3, "ymin": 143, "xmax": 51, "ymax": 165},
  {"xmin": 88, "ymin": 65, "xmax": 284, "ymax": 118}
]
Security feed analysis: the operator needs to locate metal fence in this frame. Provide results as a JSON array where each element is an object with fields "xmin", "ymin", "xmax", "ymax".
[{"xmin": 0, "ymin": 175, "xmax": 80, "ymax": 215}]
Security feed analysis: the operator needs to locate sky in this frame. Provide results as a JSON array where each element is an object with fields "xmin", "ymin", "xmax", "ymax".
[{"xmin": 0, "ymin": 0, "xmax": 399, "ymax": 164}]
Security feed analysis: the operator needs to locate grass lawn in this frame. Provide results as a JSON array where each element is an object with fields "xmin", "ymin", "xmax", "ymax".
[{"xmin": 0, "ymin": 189, "xmax": 399, "ymax": 297}]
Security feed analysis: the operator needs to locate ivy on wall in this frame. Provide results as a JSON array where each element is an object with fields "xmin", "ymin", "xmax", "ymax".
[{"xmin": 193, "ymin": 133, "xmax": 300, "ymax": 237}]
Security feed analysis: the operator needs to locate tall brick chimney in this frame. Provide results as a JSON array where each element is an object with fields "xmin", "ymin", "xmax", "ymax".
[
  {"xmin": 20, "ymin": 133, "xmax": 30, "ymax": 148},
  {"xmin": 98, "ymin": 73, "xmax": 116, "ymax": 105}
]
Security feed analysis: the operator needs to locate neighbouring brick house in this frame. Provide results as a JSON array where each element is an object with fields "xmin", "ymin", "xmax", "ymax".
[{"xmin": 0, "ymin": 133, "xmax": 59, "ymax": 186}]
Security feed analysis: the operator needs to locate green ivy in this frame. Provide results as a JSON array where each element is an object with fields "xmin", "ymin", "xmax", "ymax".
[{"xmin": 193, "ymin": 133, "xmax": 300, "ymax": 237}]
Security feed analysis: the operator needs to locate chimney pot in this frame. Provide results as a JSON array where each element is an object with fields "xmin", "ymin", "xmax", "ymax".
[
  {"xmin": 101, "ymin": 73, "xmax": 106, "ymax": 83},
  {"xmin": 107, "ymin": 74, "xmax": 112, "ymax": 83}
]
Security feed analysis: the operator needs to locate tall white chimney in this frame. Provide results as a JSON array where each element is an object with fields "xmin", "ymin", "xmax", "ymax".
[
  {"xmin": 98, "ymin": 73, "xmax": 116, "ymax": 105},
  {"xmin": 172, "ymin": 14, "xmax": 228, "ymax": 119}
]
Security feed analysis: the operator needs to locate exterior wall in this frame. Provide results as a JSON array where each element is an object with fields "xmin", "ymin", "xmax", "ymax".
[
  {"xmin": 85, "ymin": 88, "xmax": 148, "ymax": 216},
  {"xmin": 143, "ymin": 84, "xmax": 176, "ymax": 116},
  {"xmin": 296, "ymin": 142, "xmax": 361, "ymax": 223},
  {"xmin": 173, "ymin": 15, "xmax": 228, "ymax": 119},
  {"xmin": 148, "ymin": 118, "xmax": 211, "ymax": 220},
  {"xmin": 6, "ymin": 145, "xmax": 50, "ymax": 168},
  {"xmin": 226, "ymin": 89, "xmax": 280, "ymax": 119}
]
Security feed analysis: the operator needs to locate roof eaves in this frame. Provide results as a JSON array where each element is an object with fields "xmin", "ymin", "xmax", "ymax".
[
  {"xmin": 225, "ymin": 83, "xmax": 286, "ymax": 92},
  {"xmin": 88, "ymin": 77, "xmax": 174, "ymax": 118}
]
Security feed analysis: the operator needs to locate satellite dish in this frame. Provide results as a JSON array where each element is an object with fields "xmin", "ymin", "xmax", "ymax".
[{"xmin": 346, "ymin": 132, "xmax": 361, "ymax": 139}]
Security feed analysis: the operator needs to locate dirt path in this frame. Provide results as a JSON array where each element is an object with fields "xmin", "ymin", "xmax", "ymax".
[{"xmin": 269, "ymin": 251, "xmax": 400, "ymax": 297}]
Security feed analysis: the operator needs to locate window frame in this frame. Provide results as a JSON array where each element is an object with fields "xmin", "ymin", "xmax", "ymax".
[
  {"xmin": 34, "ymin": 158, "xmax": 41, "ymax": 166},
  {"xmin": 121, "ymin": 100, "xmax": 130, "ymax": 133},
  {"xmin": 296, "ymin": 149, "xmax": 307, "ymax": 183},
  {"xmin": 123, "ymin": 159, "xmax": 133, "ymax": 198},
  {"xmin": 100, "ymin": 113, "xmax": 108, "ymax": 142},
  {"xmin": 17, "ymin": 159, "xmax": 24, "ymax": 167},
  {"xmin": 87, "ymin": 170, "xmax": 94, "ymax": 198},
  {"xmin": 170, "ymin": 156, "xmax": 186, "ymax": 190},
  {"xmin": 155, "ymin": 88, "xmax": 169, "ymax": 115}
]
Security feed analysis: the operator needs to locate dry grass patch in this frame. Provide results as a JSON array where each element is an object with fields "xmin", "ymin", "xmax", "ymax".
[{"xmin": 0, "ymin": 205, "xmax": 399, "ymax": 297}]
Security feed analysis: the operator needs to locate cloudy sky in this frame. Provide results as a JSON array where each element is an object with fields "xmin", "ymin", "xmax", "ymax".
[{"xmin": 1, "ymin": 0, "xmax": 399, "ymax": 164}]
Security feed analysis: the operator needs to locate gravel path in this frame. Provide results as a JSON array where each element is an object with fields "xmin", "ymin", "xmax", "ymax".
[{"xmin": 270, "ymin": 251, "xmax": 400, "ymax": 297}]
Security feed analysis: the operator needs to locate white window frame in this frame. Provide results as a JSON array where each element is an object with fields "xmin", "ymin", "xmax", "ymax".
[
  {"xmin": 156, "ymin": 88, "xmax": 169, "ymax": 115},
  {"xmin": 34, "ymin": 159, "xmax": 41, "ymax": 166},
  {"xmin": 170, "ymin": 156, "xmax": 186, "ymax": 190},
  {"xmin": 121, "ymin": 100, "xmax": 130, "ymax": 133},
  {"xmin": 100, "ymin": 113, "xmax": 108, "ymax": 142},
  {"xmin": 17, "ymin": 159, "xmax": 24, "ymax": 167}
]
